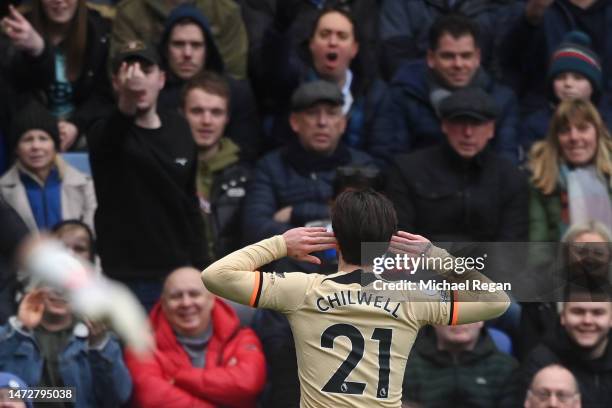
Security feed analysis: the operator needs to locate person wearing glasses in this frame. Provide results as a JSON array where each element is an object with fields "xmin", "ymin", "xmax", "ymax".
[
  {"xmin": 504, "ymin": 296, "xmax": 612, "ymax": 407},
  {"xmin": 524, "ymin": 364, "xmax": 581, "ymax": 408}
]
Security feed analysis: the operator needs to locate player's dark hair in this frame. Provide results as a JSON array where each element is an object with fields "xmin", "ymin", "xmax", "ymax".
[
  {"xmin": 428, "ymin": 14, "xmax": 480, "ymax": 51},
  {"xmin": 331, "ymin": 189, "xmax": 397, "ymax": 265}
]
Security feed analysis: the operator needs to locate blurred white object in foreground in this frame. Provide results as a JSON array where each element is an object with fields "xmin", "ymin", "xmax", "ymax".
[{"xmin": 24, "ymin": 240, "xmax": 154, "ymax": 354}]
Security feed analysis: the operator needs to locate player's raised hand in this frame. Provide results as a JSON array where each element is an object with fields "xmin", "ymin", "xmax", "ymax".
[
  {"xmin": 389, "ymin": 231, "xmax": 432, "ymax": 257},
  {"xmin": 283, "ymin": 227, "xmax": 336, "ymax": 264},
  {"xmin": 1, "ymin": 5, "xmax": 45, "ymax": 56}
]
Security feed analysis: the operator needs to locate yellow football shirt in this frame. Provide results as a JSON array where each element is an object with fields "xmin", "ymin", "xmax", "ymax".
[{"xmin": 202, "ymin": 236, "xmax": 509, "ymax": 408}]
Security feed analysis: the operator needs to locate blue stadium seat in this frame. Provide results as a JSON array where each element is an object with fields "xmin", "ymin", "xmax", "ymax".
[
  {"xmin": 62, "ymin": 152, "xmax": 91, "ymax": 175},
  {"xmin": 487, "ymin": 327, "xmax": 513, "ymax": 355}
]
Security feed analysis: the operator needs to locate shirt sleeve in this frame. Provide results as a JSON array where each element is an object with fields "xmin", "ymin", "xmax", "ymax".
[
  {"xmin": 201, "ymin": 235, "xmax": 313, "ymax": 313},
  {"xmin": 409, "ymin": 246, "xmax": 511, "ymax": 326},
  {"xmin": 408, "ymin": 290, "xmax": 455, "ymax": 327}
]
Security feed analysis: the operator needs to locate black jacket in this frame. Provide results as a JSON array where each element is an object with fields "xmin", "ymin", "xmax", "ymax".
[
  {"xmin": 207, "ymin": 161, "xmax": 251, "ymax": 260},
  {"xmin": 158, "ymin": 10, "xmax": 262, "ymax": 160},
  {"xmin": 87, "ymin": 110, "xmax": 207, "ymax": 280},
  {"xmin": 505, "ymin": 328, "xmax": 612, "ymax": 408},
  {"xmin": 0, "ymin": 196, "xmax": 29, "ymax": 324},
  {"xmin": 9, "ymin": 9, "xmax": 113, "ymax": 138},
  {"xmin": 385, "ymin": 143, "xmax": 528, "ymax": 242},
  {"xmin": 402, "ymin": 326, "xmax": 517, "ymax": 407}
]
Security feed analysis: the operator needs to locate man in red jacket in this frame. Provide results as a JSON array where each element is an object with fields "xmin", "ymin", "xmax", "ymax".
[{"xmin": 125, "ymin": 266, "xmax": 266, "ymax": 407}]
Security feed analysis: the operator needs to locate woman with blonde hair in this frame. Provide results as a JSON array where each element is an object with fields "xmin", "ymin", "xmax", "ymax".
[{"xmin": 529, "ymin": 99, "xmax": 612, "ymax": 241}]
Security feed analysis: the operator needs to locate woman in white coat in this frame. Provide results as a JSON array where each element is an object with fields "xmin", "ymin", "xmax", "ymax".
[{"xmin": 0, "ymin": 101, "xmax": 96, "ymax": 232}]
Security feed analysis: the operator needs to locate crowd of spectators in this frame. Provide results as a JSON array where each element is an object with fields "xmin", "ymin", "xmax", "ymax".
[{"xmin": 0, "ymin": 0, "xmax": 612, "ymax": 407}]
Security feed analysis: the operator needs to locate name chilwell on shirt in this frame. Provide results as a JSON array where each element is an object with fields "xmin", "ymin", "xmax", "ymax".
[{"xmin": 316, "ymin": 290, "xmax": 401, "ymax": 318}]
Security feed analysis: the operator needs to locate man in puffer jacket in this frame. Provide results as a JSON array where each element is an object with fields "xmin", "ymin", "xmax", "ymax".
[
  {"xmin": 372, "ymin": 14, "xmax": 520, "ymax": 165},
  {"xmin": 242, "ymin": 80, "xmax": 376, "ymax": 272},
  {"xmin": 402, "ymin": 324, "xmax": 517, "ymax": 407},
  {"xmin": 125, "ymin": 266, "xmax": 266, "ymax": 408}
]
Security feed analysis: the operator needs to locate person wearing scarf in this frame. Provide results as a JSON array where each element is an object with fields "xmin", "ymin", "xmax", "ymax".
[{"xmin": 529, "ymin": 99, "xmax": 612, "ymax": 242}]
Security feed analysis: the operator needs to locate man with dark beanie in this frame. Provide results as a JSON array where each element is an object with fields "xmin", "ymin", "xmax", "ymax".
[
  {"xmin": 521, "ymin": 31, "xmax": 612, "ymax": 153},
  {"xmin": 87, "ymin": 41, "xmax": 207, "ymax": 310}
]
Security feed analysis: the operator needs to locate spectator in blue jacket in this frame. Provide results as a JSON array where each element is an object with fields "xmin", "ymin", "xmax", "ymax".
[
  {"xmin": 242, "ymin": 80, "xmax": 375, "ymax": 272},
  {"xmin": 255, "ymin": 6, "xmax": 387, "ymax": 155},
  {"xmin": 521, "ymin": 31, "xmax": 612, "ymax": 155},
  {"xmin": 378, "ymin": 0, "xmax": 522, "ymax": 80},
  {"xmin": 0, "ymin": 285, "xmax": 132, "ymax": 407},
  {"xmin": 500, "ymin": 0, "xmax": 612, "ymax": 114},
  {"xmin": 372, "ymin": 14, "xmax": 520, "ymax": 165}
]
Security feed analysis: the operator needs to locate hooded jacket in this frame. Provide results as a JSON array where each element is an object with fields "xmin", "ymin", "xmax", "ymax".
[
  {"xmin": 125, "ymin": 298, "xmax": 266, "ymax": 408},
  {"xmin": 371, "ymin": 60, "xmax": 520, "ymax": 165},
  {"xmin": 109, "ymin": 0, "xmax": 247, "ymax": 79},
  {"xmin": 157, "ymin": 4, "xmax": 262, "ymax": 160}
]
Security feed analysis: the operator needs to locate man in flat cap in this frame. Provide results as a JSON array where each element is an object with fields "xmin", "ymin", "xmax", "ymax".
[
  {"xmin": 240, "ymin": 80, "xmax": 376, "ymax": 405},
  {"xmin": 385, "ymin": 87, "xmax": 528, "ymax": 243},
  {"xmin": 242, "ymin": 80, "xmax": 376, "ymax": 268},
  {"xmin": 87, "ymin": 41, "xmax": 207, "ymax": 310}
]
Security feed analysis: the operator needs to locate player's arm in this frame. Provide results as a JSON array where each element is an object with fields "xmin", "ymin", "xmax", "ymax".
[
  {"xmin": 391, "ymin": 232, "xmax": 510, "ymax": 325},
  {"xmin": 201, "ymin": 227, "xmax": 336, "ymax": 309}
]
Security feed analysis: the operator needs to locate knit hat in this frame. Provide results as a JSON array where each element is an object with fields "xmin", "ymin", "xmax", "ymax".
[
  {"xmin": 10, "ymin": 101, "xmax": 60, "ymax": 152},
  {"xmin": 548, "ymin": 31, "xmax": 602, "ymax": 102},
  {"xmin": 0, "ymin": 372, "xmax": 33, "ymax": 408}
]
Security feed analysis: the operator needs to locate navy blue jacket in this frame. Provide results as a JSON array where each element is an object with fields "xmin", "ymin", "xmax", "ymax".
[
  {"xmin": 500, "ymin": 0, "xmax": 612, "ymax": 113},
  {"xmin": 242, "ymin": 145, "xmax": 375, "ymax": 244},
  {"xmin": 378, "ymin": 0, "xmax": 522, "ymax": 80},
  {"xmin": 371, "ymin": 60, "xmax": 520, "ymax": 165},
  {"xmin": 253, "ymin": 16, "xmax": 387, "ymax": 155}
]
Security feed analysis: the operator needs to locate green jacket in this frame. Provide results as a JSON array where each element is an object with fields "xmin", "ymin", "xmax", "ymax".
[
  {"xmin": 109, "ymin": 0, "xmax": 247, "ymax": 79},
  {"xmin": 529, "ymin": 180, "xmax": 612, "ymax": 242},
  {"xmin": 402, "ymin": 327, "xmax": 517, "ymax": 408}
]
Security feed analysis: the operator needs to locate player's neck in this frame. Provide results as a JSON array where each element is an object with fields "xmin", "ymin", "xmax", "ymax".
[{"xmin": 338, "ymin": 257, "xmax": 363, "ymax": 274}]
